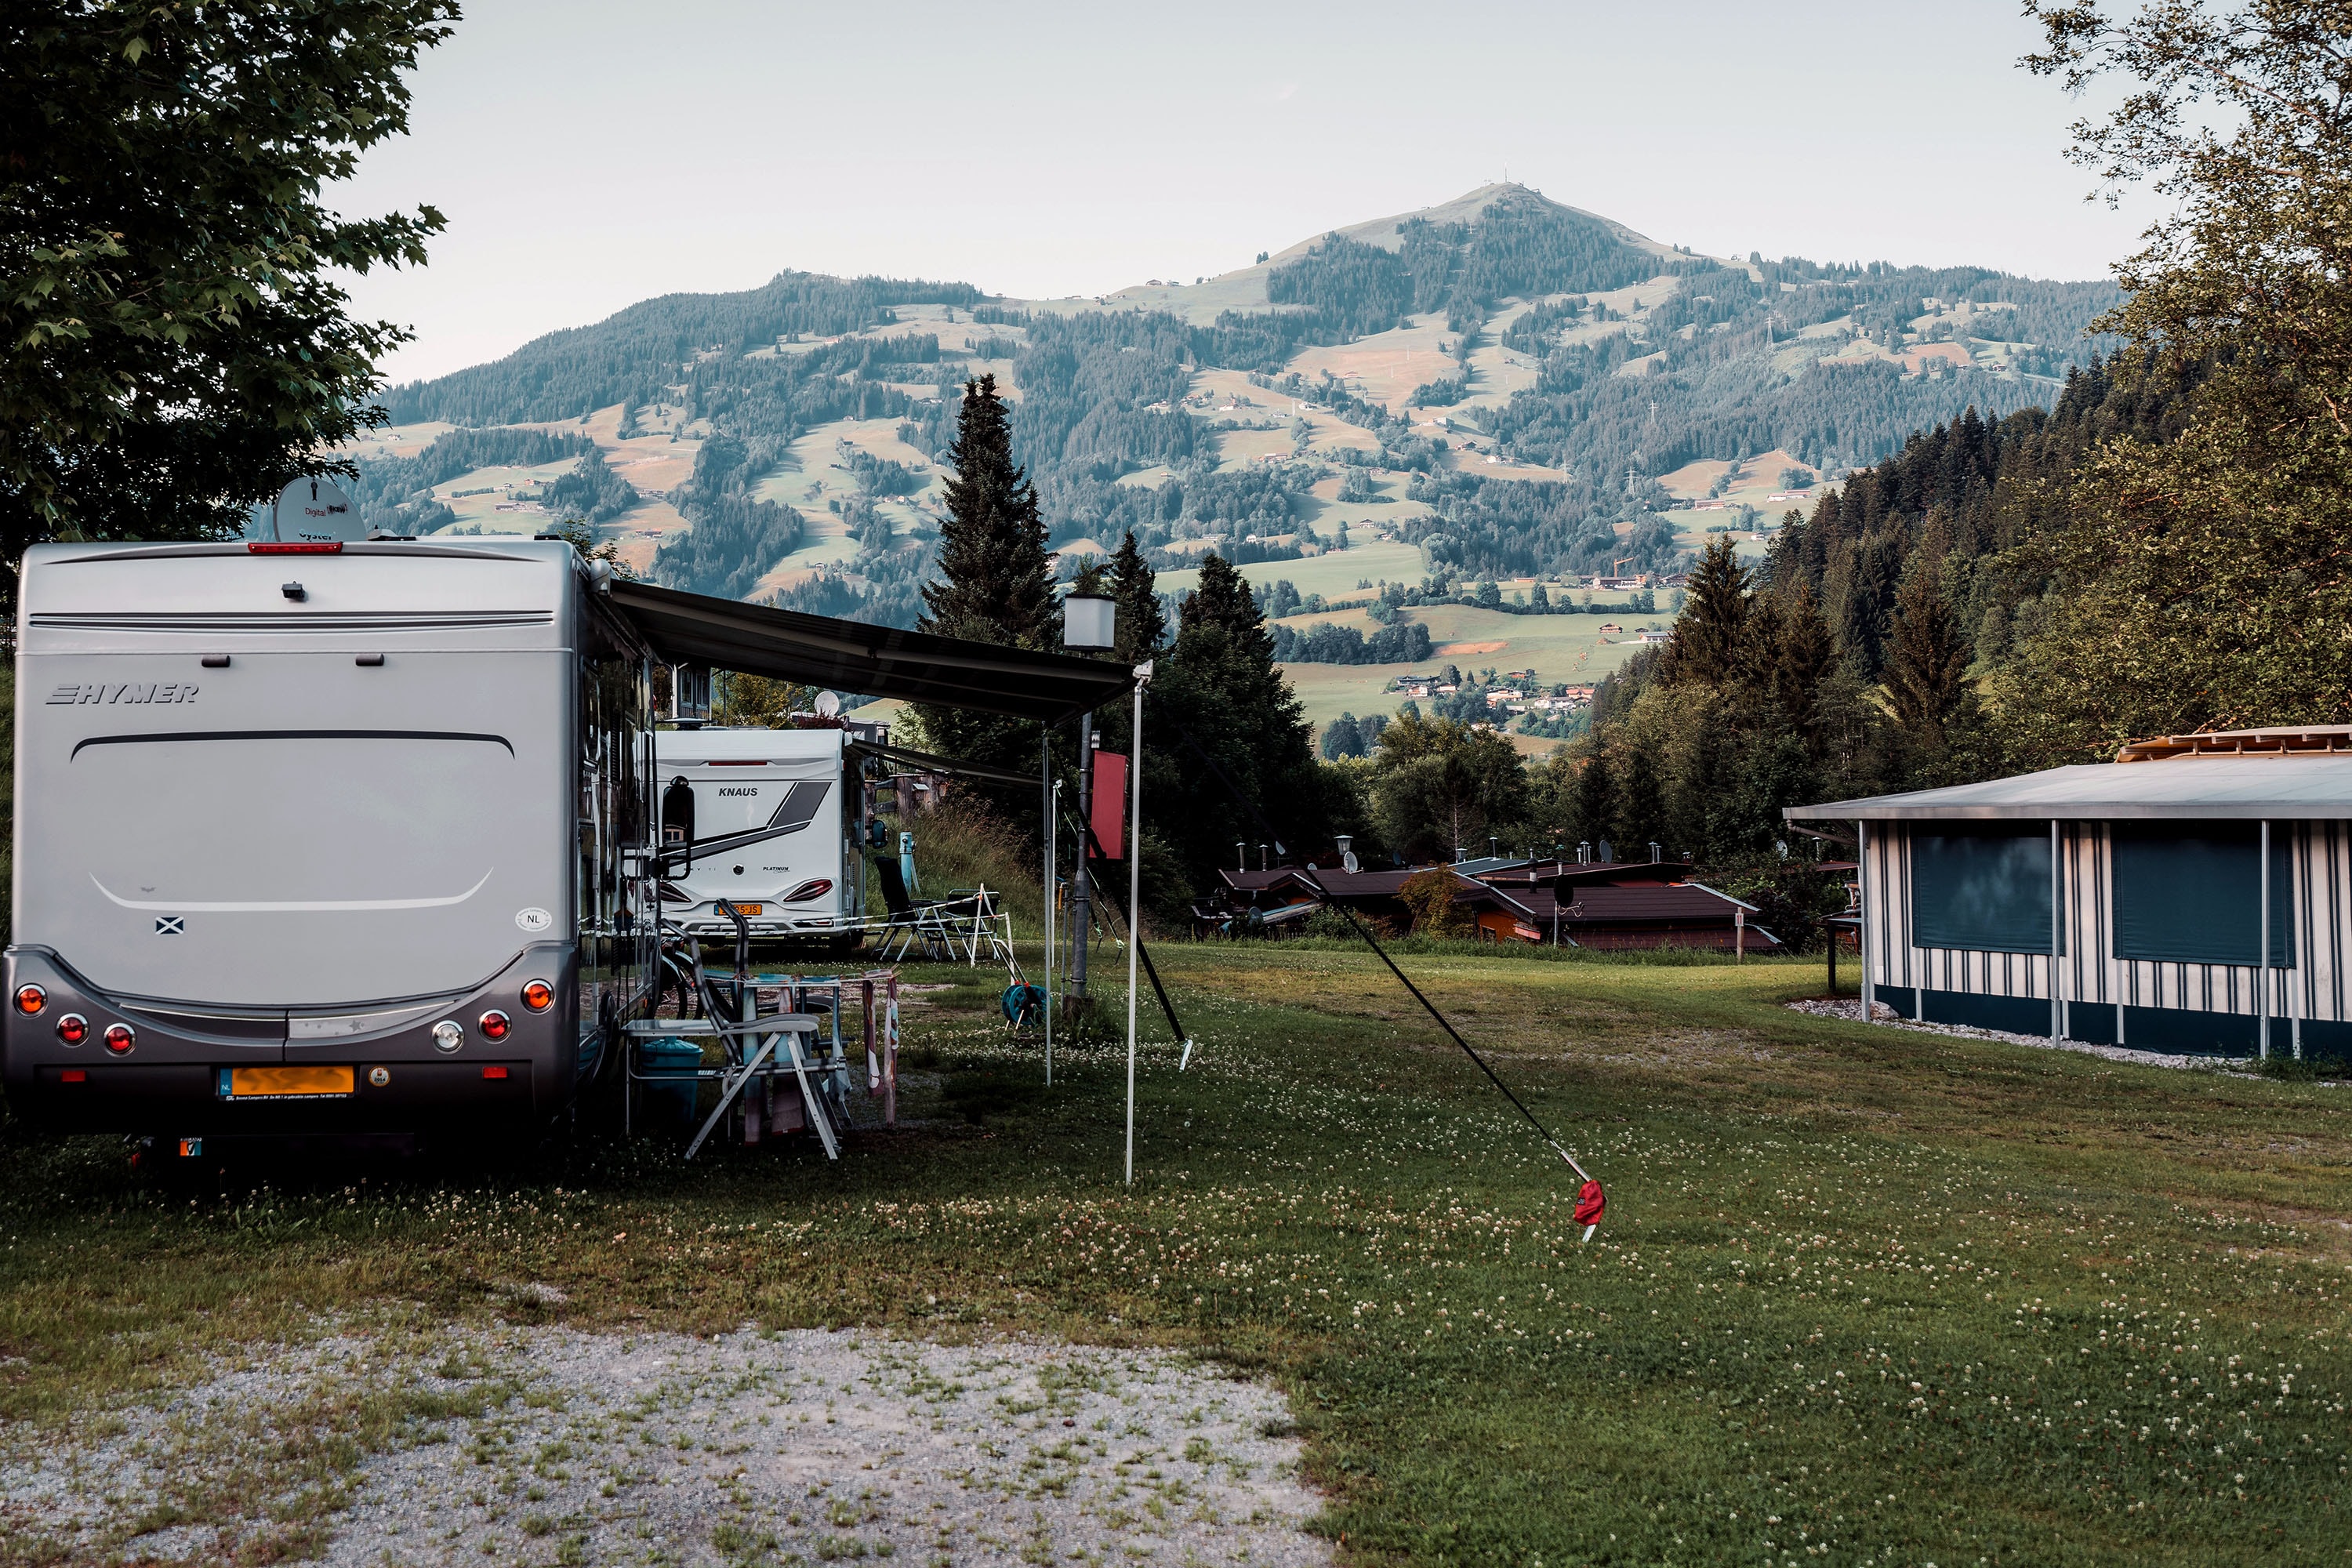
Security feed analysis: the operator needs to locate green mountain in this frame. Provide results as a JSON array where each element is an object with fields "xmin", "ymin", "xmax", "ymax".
[{"xmin": 363, "ymin": 184, "xmax": 2120, "ymax": 625}]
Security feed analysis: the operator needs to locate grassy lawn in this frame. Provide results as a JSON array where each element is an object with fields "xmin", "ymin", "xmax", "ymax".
[{"xmin": 2, "ymin": 944, "xmax": 2348, "ymax": 1564}]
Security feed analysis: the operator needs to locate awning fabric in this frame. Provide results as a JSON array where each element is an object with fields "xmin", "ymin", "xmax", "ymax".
[{"xmin": 606, "ymin": 579, "xmax": 1133, "ymax": 724}]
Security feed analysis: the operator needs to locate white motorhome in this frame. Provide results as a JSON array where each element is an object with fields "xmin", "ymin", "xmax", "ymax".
[
  {"xmin": 654, "ymin": 726, "xmax": 862, "ymax": 946},
  {"xmin": 4, "ymin": 538, "xmax": 656, "ymax": 1140}
]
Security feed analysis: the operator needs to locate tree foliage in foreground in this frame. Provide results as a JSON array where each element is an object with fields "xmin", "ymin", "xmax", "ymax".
[
  {"xmin": 1, "ymin": 0, "xmax": 457, "ymax": 583},
  {"xmin": 1996, "ymin": 0, "xmax": 2352, "ymax": 759}
]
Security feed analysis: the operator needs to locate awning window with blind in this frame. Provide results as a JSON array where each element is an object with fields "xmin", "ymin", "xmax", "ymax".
[
  {"xmin": 1909, "ymin": 826, "xmax": 2056, "ymax": 954},
  {"xmin": 2111, "ymin": 823, "xmax": 2293, "ymax": 966}
]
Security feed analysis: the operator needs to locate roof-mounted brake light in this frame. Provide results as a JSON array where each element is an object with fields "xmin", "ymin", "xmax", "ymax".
[{"xmin": 247, "ymin": 542, "xmax": 343, "ymax": 554}]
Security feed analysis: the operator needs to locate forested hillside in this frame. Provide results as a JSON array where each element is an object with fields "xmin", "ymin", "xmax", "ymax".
[
  {"xmin": 376, "ymin": 272, "xmax": 982, "ymax": 426},
  {"xmin": 354, "ymin": 186, "xmax": 2118, "ymax": 622}
]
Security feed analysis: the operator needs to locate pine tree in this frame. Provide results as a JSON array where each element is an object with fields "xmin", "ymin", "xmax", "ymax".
[
  {"xmin": 1149, "ymin": 553, "xmax": 1323, "ymax": 885},
  {"xmin": 1105, "ymin": 531, "xmax": 1166, "ymax": 665},
  {"xmin": 1661, "ymin": 536, "xmax": 1750, "ymax": 688},
  {"xmin": 1615, "ymin": 746, "xmax": 1666, "ymax": 858},
  {"xmin": 1883, "ymin": 556, "xmax": 1973, "ymax": 746},
  {"xmin": 916, "ymin": 375, "xmax": 1055, "ymax": 771},
  {"xmin": 920, "ymin": 375, "xmax": 1053, "ymax": 648},
  {"xmin": 1769, "ymin": 575, "xmax": 1838, "ymax": 746}
]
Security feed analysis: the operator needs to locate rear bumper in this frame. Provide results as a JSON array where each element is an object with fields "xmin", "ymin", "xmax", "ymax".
[{"xmin": 1, "ymin": 944, "xmax": 579, "ymax": 1135}]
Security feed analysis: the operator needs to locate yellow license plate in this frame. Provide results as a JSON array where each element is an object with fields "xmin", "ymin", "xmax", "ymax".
[
  {"xmin": 224, "ymin": 1065, "xmax": 354, "ymax": 1099},
  {"xmin": 718, "ymin": 902, "xmax": 764, "ymax": 916}
]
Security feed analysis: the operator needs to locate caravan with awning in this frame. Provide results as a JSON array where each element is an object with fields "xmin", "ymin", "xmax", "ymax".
[{"xmin": 4, "ymin": 538, "xmax": 1133, "ymax": 1143}]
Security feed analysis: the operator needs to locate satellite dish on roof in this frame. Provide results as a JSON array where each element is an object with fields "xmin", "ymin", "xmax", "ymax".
[
  {"xmin": 815, "ymin": 691, "xmax": 841, "ymax": 718},
  {"xmin": 272, "ymin": 476, "xmax": 361, "ymax": 543},
  {"xmin": 1341, "ymin": 851, "xmax": 1360, "ymax": 873}
]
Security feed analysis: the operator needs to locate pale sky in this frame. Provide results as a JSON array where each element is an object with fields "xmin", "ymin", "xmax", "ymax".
[{"xmin": 337, "ymin": 0, "xmax": 2153, "ymax": 387}]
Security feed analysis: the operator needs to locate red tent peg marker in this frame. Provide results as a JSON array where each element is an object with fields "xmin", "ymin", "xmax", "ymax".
[{"xmin": 1573, "ymin": 1179, "xmax": 1606, "ymax": 1242}]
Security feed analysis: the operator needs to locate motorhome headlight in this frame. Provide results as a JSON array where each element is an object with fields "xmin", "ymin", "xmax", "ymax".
[
  {"xmin": 431, "ymin": 1019, "xmax": 464, "ymax": 1054},
  {"xmin": 55, "ymin": 1014, "xmax": 89, "ymax": 1047},
  {"xmin": 521, "ymin": 980, "xmax": 554, "ymax": 1012},
  {"xmin": 14, "ymin": 985, "xmax": 45, "ymax": 1014},
  {"xmin": 478, "ymin": 1010, "xmax": 511, "ymax": 1041},
  {"xmin": 785, "ymin": 878, "xmax": 833, "ymax": 903},
  {"xmin": 101, "ymin": 1023, "xmax": 135, "ymax": 1056}
]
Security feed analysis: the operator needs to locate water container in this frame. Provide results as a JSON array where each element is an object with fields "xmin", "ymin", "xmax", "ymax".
[{"xmin": 633, "ymin": 1037, "xmax": 705, "ymax": 1135}]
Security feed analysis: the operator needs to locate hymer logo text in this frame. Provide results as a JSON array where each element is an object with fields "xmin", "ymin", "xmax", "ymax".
[{"xmin": 48, "ymin": 683, "xmax": 198, "ymax": 706}]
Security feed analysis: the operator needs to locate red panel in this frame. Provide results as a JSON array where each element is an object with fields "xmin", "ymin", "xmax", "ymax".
[{"xmin": 1091, "ymin": 750, "xmax": 1128, "ymax": 860}]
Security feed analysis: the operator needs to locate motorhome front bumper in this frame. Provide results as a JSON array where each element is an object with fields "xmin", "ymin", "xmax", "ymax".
[{"xmin": 0, "ymin": 944, "xmax": 581, "ymax": 1134}]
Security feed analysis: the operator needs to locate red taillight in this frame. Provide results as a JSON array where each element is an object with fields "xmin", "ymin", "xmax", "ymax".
[
  {"xmin": 56, "ymin": 1014, "xmax": 89, "ymax": 1046},
  {"xmin": 478, "ymin": 1010, "xmax": 511, "ymax": 1040},
  {"xmin": 482, "ymin": 1065, "xmax": 510, "ymax": 1080},
  {"xmin": 246, "ymin": 542, "xmax": 342, "ymax": 554},
  {"xmin": 60, "ymin": 1069, "xmax": 86, "ymax": 1083},
  {"xmin": 14, "ymin": 984, "xmax": 45, "ymax": 1014},
  {"xmin": 102, "ymin": 1023, "xmax": 135, "ymax": 1055},
  {"xmin": 785, "ymin": 879, "xmax": 833, "ymax": 903},
  {"xmin": 521, "ymin": 980, "xmax": 554, "ymax": 1012}
]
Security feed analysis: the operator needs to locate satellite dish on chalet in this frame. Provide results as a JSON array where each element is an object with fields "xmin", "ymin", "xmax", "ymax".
[
  {"xmin": 814, "ymin": 691, "xmax": 842, "ymax": 719},
  {"xmin": 272, "ymin": 476, "xmax": 361, "ymax": 543}
]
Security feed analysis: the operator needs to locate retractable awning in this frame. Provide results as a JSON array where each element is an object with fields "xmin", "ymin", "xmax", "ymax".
[
  {"xmin": 848, "ymin": 739, "xmax": 1039, "ymax": 789},
  {"xmin": 1784, "ymin": 755, "xmax": 2352, "ymax": 821},
  {"xmin": 606, "ymin": 579, "xmax": 1132, "ymax": 724}
]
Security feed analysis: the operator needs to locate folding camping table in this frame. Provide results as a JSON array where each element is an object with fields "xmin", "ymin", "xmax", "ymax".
[{"xmin": 627, "ymin": 960, "xmax": 903, "ymax": 1161}]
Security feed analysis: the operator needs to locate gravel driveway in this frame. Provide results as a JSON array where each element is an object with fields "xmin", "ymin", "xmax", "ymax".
[{"xmin": 3, "ymin": 1327, "xmax": 1329, "ymax": 1568}]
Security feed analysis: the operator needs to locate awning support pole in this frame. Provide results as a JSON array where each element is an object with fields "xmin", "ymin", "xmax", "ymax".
[
  {"xmin": 2260, "ymin": 818, "xmax": 2271, "ymax": 1061},
  {"xmin": 1073, "ymin": 713, "xmax": 1093, "ymax": 1000},
  {"xmin": 1859, "ymin": 821, "xmax": 1873, "ymax": 1022},
  {"xmin": 2050, "ymin": 820, "xmax": 2061, "ymax": 1045},
  {"xmin": 1042, "ymin": 736, "xmax": 1055, "ymax": 1087},
  {"xmin": 1125, "ymin": 661, "xmax": 1151, "ymax": 1187}
]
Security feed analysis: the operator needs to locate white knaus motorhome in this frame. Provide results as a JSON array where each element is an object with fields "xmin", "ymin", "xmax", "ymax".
[
  {"xmin": 3, "ymin": 539, "xmax": 656, "ymax": 1138},
  {"xmin": 654, "ymin": 727, "xmax": 859, "ymax": 944}
]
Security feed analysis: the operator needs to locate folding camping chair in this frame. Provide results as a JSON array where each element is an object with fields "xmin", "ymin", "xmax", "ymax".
[{"xmin": 871, "ymin": 857, "xmax": 969, "ymax": 961}]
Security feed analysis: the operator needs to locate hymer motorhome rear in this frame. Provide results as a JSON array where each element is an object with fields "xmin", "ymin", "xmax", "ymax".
[
  {"xmin": 4, "ymin": 539, "xmax": 655, "ymax": 1140},
  {"xmin": 654, "ymin": 727, "xmax": 860, "ymax": 946}
]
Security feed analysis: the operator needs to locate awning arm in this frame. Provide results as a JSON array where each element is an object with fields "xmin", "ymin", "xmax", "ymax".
[{"xmin": 849, "ymin": 738, "xmax": 1040, "ymax": 789}]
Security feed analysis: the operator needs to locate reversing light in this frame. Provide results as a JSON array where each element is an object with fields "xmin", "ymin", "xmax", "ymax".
[
  {"xmin": 521, "ymin": 979, "xmax": 554, "ymax": 1011},
  {"xmin": 14, "ymin": 984, "xmax": 45, "ymax": 1014},
  {"xmin": 431, "ymin": 1019, "xmax": 463, "ymax": 1054},
  {"xmin": 56, "ymin": 1014, "xmax": 89, "ymax": 1046},
  {"xmin": 479, "ymin": 1010, "xmax": 511, "ymax": 1040},
  {"xmin": 784, "ymin": 879, "xmax": 833, "ymax": 903},
  {"xmin": 102, "ymin": 1023, "xmax": 135, "ymax": 1055},
  {"xmin": 246, "ymin": 542, "xmax": 343, "ymax": 554}
]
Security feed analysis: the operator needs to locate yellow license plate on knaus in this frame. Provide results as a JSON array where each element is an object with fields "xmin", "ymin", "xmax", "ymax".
[
  {"xmin": 220, "ymin": 1065, "xmax": 354, "ymax": 1099},
  {"xmin": 719, "ymin": 902, "xmax": 764, "ymax": 916}
]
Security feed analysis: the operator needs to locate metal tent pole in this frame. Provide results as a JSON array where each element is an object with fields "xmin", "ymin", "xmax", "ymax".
[
  {"xmin": 1125, "ymin": 662, "xmax": 1151, "ymax": 1186},
  {"xmin": 1043, "ymin": 735, "xmax": 1054, "ymax": 1086},
  {"xmin": 2050, "ymin": 820, "xmax": 2062, "ymax": 1044},
  {"xmin": 1073, "ymin": 713, "xmax": 1093, "ymax": 1000},
  {"xmin": 2260, "ymin": 818, "xmax": 2271, "ymax": 1061},
  {"xmin": 1859, "ymin": 821, "xmax": 1873, "ymax": 1022}
]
